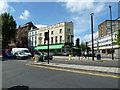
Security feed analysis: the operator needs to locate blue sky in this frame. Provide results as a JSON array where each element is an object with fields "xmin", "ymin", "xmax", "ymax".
[{"xmin": 0, "ymin": 0, "xmax": 119, "ymax": 43}]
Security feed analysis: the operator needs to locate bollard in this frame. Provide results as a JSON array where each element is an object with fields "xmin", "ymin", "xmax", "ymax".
[
  {"xmin": 68, "ymin": 55, "xmax": 72, "ymax": 60},
  {"xmin": 34, "ymin": 55, "xmax": 38, "ymax": 62}
]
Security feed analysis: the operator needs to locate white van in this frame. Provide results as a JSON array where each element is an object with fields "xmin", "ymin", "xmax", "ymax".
[
  {"xmin": 14, "ymin": 51, "xmax": 29, "ymax": 60},
  {"xmin": 11, "ymin": 48, "xmax": 32, "ymax": 57}
]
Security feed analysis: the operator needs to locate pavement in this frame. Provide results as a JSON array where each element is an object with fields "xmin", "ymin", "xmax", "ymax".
[
  {"xmin": 26, "ymin": 56, "xmax": 120, "ymax": 75},
  {"xmin": 53, "ymin": 56, "xmax": 120, "ymax": 61}
]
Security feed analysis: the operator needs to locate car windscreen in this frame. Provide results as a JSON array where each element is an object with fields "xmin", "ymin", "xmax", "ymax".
[
  {"xmin": 18, "ymin": 51, "xmax": 26, "ymax": 55},
  {"xmin": 42, "ymin": 52, "xmax": 47, "ymax": 55},
  {"xmin": 23, "ymin": 50, "xmax": 29, "ymax": 53}
]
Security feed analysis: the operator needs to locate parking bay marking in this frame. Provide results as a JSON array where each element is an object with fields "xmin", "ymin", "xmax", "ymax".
[{"xmin": 26, "ymin": 64, "xmax": 120, "ymax": 79}]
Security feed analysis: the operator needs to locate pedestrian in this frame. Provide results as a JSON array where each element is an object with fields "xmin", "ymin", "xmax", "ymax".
[{"xmin": 84, "ymin": 51, "xmax": 87, "ymax": 58}]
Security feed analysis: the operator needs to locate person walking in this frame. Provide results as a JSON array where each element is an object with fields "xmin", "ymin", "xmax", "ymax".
[{"xmin": 84, "ymin": 51, "xmax": 87, "ymax": 58}]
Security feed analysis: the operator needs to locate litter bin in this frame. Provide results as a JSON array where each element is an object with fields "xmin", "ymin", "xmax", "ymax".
[{"xmin": 97, "ymin": 54, "xmax": 101, "ymax": 60}]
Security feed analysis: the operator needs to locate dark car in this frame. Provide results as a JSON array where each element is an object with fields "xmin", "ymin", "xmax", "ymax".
[
  {"xmin": 86, "ymin": 54, "xmax": 96, "ymax": 57},
  {"xmin": 2, "ymin": 49, "xmax": 14, "ymax": 58},
  {"xmin": 42, "ymin": 52, "xmax": 53, "ymax": 60},
  {"xmin": 2, "ymin": 49, "xmax": 7, "ymax": 57}
]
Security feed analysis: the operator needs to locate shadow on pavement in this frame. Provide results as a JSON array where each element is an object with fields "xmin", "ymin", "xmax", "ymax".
[{"xmin": 2, "ymin": 85, "xmax": 29, "ymax": 90}]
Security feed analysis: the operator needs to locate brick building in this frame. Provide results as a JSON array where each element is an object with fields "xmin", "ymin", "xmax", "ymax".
[
  {"xmin": 16, "ymin": 22, "xmax": 37, "ymax": 48},
  {"xmin": 98, "ymin": 17, "xmax": 120, "ymax": 38}
]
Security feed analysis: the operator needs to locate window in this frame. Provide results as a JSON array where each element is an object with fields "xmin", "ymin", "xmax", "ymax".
[
  {"xmin": 60, "ymin": 36, "xmax": 62, "ymax": 43},
  {"xmin": 102, "ymin": 50, "xmax": 106, "ymax": 53},
  {"xmin": 60, "ymin": 29, "xmax": 62, "ymax": 33},
  {"xmin": 67, "ymin": 35, "xmax": 70, "ymax": 42},
  {"xmin": 51, "ymin": 31, "xmax": 53, "ymax": 35},
  {"xmin": 35, "ymin": 31, "xmax": 37, "ymax": 35},
  {"xmin": 67, "ymin": 28, "xmax": 70, "ymax": 33},
  {"xmin": 35, "ymin": 36, "xmax": 37, "ymax": 46},
  {"xmin": 55, "ymin": 36, "xmax": 57, "ymax": 43},
  {"xmin": 51, "ymin": 37, "xmax": 53, "ymax": 44},
  {"xmin": 32, "ymin": 32, "xmax": 34, "ymax": 36},
  {"xmin": 39, "ymin": 33, "xmax": 42, "ymax": 36},
  {"xmin": 32, "ymin": 37, "xmax": 33, "ymax": 46}
]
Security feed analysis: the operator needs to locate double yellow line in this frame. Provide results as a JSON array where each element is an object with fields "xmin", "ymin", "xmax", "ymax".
[{"xmin": 26, "ymin": 64, "xmax": 120, "ymax": 79}]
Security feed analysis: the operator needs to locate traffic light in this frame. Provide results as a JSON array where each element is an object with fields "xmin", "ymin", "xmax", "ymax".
[
  {"xmin": 85, "ymin": 42, "xmax": 88, "ymax": 52},
  {"xmin": 76, "ymin": 38, "xmax": 80, "ymax": 47},
  {"xmin": 44, "ymin": 32, "xmax": 49, "ymax": 40},
  {"xmin": 86, "ymin": 42, "xmax": 88, "ymax": 47}
]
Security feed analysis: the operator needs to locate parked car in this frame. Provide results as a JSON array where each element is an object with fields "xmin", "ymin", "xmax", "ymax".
[
  {"xmin": 11, "ymin": 48, "xmax": 32, "ymax": 57},
  {"xmin": 86, "ymin": 54, "xmax": 96, "ymax": 57},
  {"xmin": 62, "ymin": 52, "xmax": 69, "ymax": 56},
  {"xmin": 42, "ymin": 52, "xmax": 53, "ymax": 60},
  {"xmin": 2, "ymin": 49, "xmax": 7, "ymax": 57},
  {"xmin": 36, "ymin": 52, "xmax": 44, "ymax": 61},
  {"xmin": 2, "ymin": 49, "xmax": 14, "ymax": 58},
  {"xmin": 14, "ymin": 51, "xmax": 29, "ymax": 60}
]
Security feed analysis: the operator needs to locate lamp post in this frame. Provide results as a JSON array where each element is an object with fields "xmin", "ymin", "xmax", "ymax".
[
  {"xmin": 90, "ymin": 13, "xmax": 94, "ymax": 61},
  {"xmin": 48, "ymin": 30, "xmax": 49, "ymax": 64},
  {"xmin": 109, "ymin": 5, "xmax": 114, "ymax": 60}
]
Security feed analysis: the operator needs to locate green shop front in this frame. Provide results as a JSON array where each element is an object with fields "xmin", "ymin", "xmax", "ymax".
[{"xmin": 35, "ymin": 43, "xmax": 81, "ymax": 56}]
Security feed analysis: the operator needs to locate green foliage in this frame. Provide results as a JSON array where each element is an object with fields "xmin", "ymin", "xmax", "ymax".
[
  {"xmin": 80, "ymin": 42, "xmax": 91, "ymax": 51},
  {"xmin": 113, "ymin": 29, "xmax": 120, "ymax": 45},
  {"xmin": 1, "ymin": 12, "xmax": 17, "ymax": 48},
  {"xmin": 80, "ymin": 42, "xmax": 86, "ymax": 51}
]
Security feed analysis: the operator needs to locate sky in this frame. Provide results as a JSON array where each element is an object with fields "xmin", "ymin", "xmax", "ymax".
[{"xmin": 0, "ymin": 0, "xmax": 119, "ymax": 43}]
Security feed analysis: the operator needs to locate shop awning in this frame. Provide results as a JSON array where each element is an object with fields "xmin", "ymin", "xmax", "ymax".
[
  {"xmin": 72, "ymin": 47, "xmax": 81, "ymax": 49},
  {"xmin": 35, "ymin": 44, "xmax": 65, "ymax": 50}
]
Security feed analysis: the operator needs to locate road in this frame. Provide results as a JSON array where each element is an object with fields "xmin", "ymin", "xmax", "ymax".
[{"xmin": 2, "ymin": 58, "xmax": 119, "ymax": 89}]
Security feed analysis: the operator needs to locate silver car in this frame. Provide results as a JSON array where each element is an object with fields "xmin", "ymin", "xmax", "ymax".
[{"xmin": 14, "ymin": 51, "xmax": 28, "ymax": 60}]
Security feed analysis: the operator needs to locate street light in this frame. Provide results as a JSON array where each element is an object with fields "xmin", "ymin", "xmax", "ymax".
[
  {"xmin": 109, "ymin": 5, "xmax": 114, "ymax": 60},
  {"xmin": 90, "ymin": 13, "xmax": 94, "ymax": 61}
]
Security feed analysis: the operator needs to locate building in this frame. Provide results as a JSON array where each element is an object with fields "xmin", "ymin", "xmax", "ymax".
[
  {"xmin": 87, "ymin": 17, "xmax": 120, "ymax": 57},
  {"xmin": 16, "ymin": 22, "xmax": 37, "ymax": 48},
  {"xmin": 98, "ymin": 17, "xmax": 120, "ymax": 38},
  {"xmin": 34, "ymin": 21, "xmax": 74, "ymax": 55},
  {"xmin": 88, "ymin": 31, "xmax": 120, "ymax": 56},
  {"xmin": 28, "ymin": 28, "xmax": 39, "ymax": 53}
]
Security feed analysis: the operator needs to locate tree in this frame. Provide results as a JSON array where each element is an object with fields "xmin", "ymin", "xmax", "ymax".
[
  {"xmin": 1, "ymin": 12, "xmax": 17, "ymax": 48},
  {"xmin": 80, "ymin": 42, "xmax": 86, "ymax": 51},
  {"xmin": 80, "ymin": 42, "xmax": 91, "ymax": 52},
  {"xmin": 113, "ymin": 29, "xmax": 120, "ymax": 45}
]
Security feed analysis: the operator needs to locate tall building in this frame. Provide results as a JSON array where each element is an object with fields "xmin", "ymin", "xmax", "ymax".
[
  {"xmin": 98, "ymin": 17, "xmax": 120, "ymax": 38},
  {"xmin": 16, "ymin": 22, "xmax": 37, "ymax": 48},
  {"xmin": 31, "ymin": 21, "xmax": 74, "ymax": 55},
  {"xmin": 87, "ymin": 17, "xmax": 120, "ymax": 57}
]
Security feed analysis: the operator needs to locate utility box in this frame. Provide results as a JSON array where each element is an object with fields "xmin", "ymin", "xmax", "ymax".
[{"xmin": 97, "ymin": 54, "xmax": 101, "ymax": 60}]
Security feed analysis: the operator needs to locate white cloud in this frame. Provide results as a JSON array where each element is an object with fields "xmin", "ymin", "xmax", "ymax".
[
  {"xmin": 83, "ymin": 31, "xmax": 98, "ymax": 41},
  {"xmin": 35, "ymin": 24, "xmax": 47, "ymax": 28},
  {"xmin": 19, "ymin": 10, "xmax": 30, "ymax": 20},
  {"xmin": 58, "ymin": 0, "xmax": 104, "ymax": 14},
  {"xmin": 0, "ymin": 0, "xmax": 8, "ymax": 14},
  {"xmin": 0, "ymin": 0, "xmax": 15, "ymax": 14},
  {"xmin": 72, "ymin": 17, "xmax": 79, "ymax": 20},
  {"xmin": 58, "ymin": 0, "xmax": 105, "ymax": 42}
]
